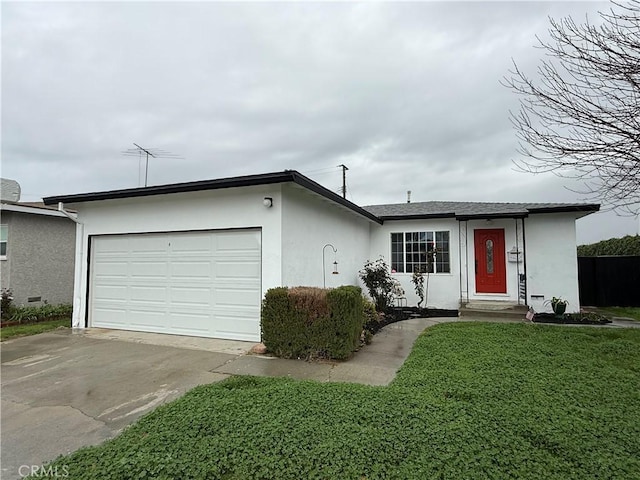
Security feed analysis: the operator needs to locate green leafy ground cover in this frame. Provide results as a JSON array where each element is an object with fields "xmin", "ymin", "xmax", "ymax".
[
  {"xmin": 34, "ymin": 323, "xmax": 640, "ymax": 479},
  {"xmin": 0, "ymin": 318, "xmax": 69, "ymax": 341},
  {"xmin": 595, "ymin": 307, "xmax": 640, "ymax": 321}
]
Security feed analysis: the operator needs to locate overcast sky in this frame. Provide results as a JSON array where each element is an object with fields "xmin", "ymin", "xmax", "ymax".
[{"xmin": 2, "ymin": 1, "xmax": 638, "ymax": 244}]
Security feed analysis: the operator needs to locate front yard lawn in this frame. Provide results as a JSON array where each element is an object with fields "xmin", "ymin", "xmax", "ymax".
[
  {"xmin": 35, "ymin": 323, "xmax": 640, "ymax": 479},
  {"xmin": 595, "ymin": 306, "xmax": 640, "ymax": 321},
  {"xmin": 0, "ymin": 318, "xmax": 70, "ymax": 341}
]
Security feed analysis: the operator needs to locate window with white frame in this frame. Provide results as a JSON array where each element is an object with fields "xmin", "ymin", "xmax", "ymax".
[
  {"xmin": 0, "ymin": 225, "xmax": 7, "ymax": 259},
  {"xmin": 390, "ymin": 231, "xmax": 450, "ymax": 273}
]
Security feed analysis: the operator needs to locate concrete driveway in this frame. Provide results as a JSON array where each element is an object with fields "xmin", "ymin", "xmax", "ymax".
[
  {"xmin": 1, "ymin": 329, "xmax": 245, "ymax": 479},
  {"xmin": 1, "ymin": 319, "xmax": 438, "ymax": 479}
]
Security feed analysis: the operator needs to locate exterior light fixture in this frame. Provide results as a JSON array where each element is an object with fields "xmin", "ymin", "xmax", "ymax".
[
  {"xmin": 322, "ymin": 243, "xmax": 338, "ymax": 288},
  {"xmin": 263, "ymin": 197, "xmax": 273, "ymax": 208}
]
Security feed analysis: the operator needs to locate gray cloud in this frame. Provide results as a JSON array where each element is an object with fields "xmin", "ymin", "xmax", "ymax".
[{"xmin": 2, "ymin": 1, "xmax": 637, "ymax": 243}]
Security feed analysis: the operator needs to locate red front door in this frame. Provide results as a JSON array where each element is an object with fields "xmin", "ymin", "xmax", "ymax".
[{"xmin": 474, "ymin": 229, "xmax": 506, "ymax": 294}]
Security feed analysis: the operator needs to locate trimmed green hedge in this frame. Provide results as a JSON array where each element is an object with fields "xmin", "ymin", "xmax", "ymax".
[
  {"xmin": 577, "ymin": 234, "xmax": 640, "ymax": 256},
  {"xmin": 261, "ymin": 286, "xmax": 364, "ymax": 360}
]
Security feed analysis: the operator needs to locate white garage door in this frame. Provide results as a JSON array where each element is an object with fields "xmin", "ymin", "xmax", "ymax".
[{"xmin": 90, "ymin": 229, "xmax": 261, "ymax": 341}]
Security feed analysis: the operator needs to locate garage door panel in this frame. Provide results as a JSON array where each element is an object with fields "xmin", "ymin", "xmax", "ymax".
[
  {"xmin": 128, "ymin": 309, "xmax": 167, "ymax": 329},
  {"xmin": 170, "ymin": 287, "xmax": 212, "ymax": 307},
  {"xmin": 130, "ymin": 236, "xmax": 167, "ymax": 254},
  {"xmin": 168, "ymin": 312, "xmax": 211, "ymax": 333},
  {"xmin": 93, "ymin": 236, "xmax": 130, "ymax": 254},
  {"xmin": 170, "ymin": 261, "xmax": 212, "ymax": 278},
  {"xmin": 93, "ymin": 284, "xmax": 128, "ymax": 301},
  {"xmin": 215, "ymin": 261, "xmax": 261, "ymax": 279},
  {"xmin": 91, "ymin": 229, "xmax": 261, "ymax": 341},
  {"xmin": 130, "ymin": 261, "xmax": 168, "ymax": 278},
  {"xmin": 216, "ymin": 231, "xmax": 260, "ymax": 251},
  {"xmin": 169, "ymin": 234, "xmax": 213, "ymax": 254},
  {"xmin": 129, "ymin": 286, "xmax": 167, "ymax": 304},
  {"xmin": 93, "ymin": 260, "xmax": 129, "ymax": 278},
  {"xmin": 216, "ymin": 288, "xmax": 260, "ymax": 307},
  {"xmin": 215, "ymin": 315, "xmax": 261, "ymax": 340},
  {"xmin": 92, "ymin": 308, "xmax": 128, "ymax": 326}
]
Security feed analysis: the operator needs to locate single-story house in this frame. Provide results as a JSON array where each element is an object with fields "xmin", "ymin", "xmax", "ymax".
[
  {"xmin": 0, "ymin": 201, "xmax": 77, "ymax": 306},
  {"xmin": 43, "ymin": 170, "xmax": 598, "ymax": 341}
]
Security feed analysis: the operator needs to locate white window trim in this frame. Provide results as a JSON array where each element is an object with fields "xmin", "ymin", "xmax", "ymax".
[{"xmin": 390, "ymin": 230, "xmax": 451, "ymax": 274}]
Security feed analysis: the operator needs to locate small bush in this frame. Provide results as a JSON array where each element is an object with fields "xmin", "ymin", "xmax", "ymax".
[
  {"xmin": 261, "ymin": 286, "xmax": 364, "ymax": 360},
  {"xmin": 1, "ymin": 288, "xmax": 14, "ymax": 320},
  {"xmin": 411, "ymin": 269, "xmax": 425, "ymax": 308},
  {"xmin": 359, "ymin": 257, "xmax": 394, "ymax": 312},
  {"xmin": 9, "ymin": 304, "xmax": 73, "ymax": 324},
  {"xmin": 362, "ymin": 299, "xmax": 381, "ymax": 334}
]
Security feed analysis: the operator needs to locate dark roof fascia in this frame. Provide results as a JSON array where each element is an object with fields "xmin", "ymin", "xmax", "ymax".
[
  {"xmin": 377, "ymin": 213, "xmax": 457, "ymax": 221},
  {"xmin": 43, "ymin": 170, "xmax": 383, "ymax": 225},
  {"xmin": 455, "ymin": 213, "xmax": 529, "ymax": 221},
  {"xmin": 43, "ymin": 172, "xmax": 293, "ymax": 205},
  {"xmin": 526, "ymin": 204, "xmax": 600, "ymax": 214}
]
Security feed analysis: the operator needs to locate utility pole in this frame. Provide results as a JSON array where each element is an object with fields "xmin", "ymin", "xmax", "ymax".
[{"xmin": 338, "ymin": 164, "xmax": 349, "ymax": 198}]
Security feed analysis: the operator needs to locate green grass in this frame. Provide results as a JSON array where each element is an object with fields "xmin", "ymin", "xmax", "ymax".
[
  {"xmin": 0, "ymin": 318, "xmax": 70, "ymax": 341},
  {"xmin": 35, "ymin": 323, "xmax": 640, "ymax": 479},
  {"xmin": 595, "ymin": 307, "xmax": 640, "ymax": 321}
]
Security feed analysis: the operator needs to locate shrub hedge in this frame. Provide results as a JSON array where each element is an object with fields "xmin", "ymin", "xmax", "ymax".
[
  {"xmin": 261, "ymin": 286, "xmax": 364, "ymax": 360},
  {"xmin": 577, "ymin": 234, "xmax": 640, "ymax": 256},
  {"xmin": 3, "ymin": 303, "xmax": 73, "ymax": 324}
]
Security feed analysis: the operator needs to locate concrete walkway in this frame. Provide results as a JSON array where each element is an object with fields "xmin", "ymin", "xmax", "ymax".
[{"xmin": 81, "ymin": 317, "xmax": 450, "ymax": 386}]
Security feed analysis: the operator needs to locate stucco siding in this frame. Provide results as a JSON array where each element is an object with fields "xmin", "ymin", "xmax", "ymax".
[
  {"xmin": 0, "ymin": 211, "xmax": 76, "ymax": 305},
  {"xmin": 280, "ymin": 184, "xmax": 371, "ymax": 288},
  {"xmin": 369, "ymin": 218, "xmax": 461, "ymax": 309},
  {"xmin": 524, "ymin": 213, "xmax": 580, "ymax": 313},
  {"xmin": 68, "ymin": 185, "xmax": 283, "ymax": 328}
]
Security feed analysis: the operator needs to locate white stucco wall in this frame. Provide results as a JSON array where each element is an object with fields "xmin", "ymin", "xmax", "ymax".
[
  {"xmin": 65, "ymin": 182, "xmax": 585, "ymax": 328},
  {"xmin": 524, "ymin": 213, "xmax": 581, "ymax": 313},
  {"xmin": 67, "ymin": 185, "xmax": 283, "ymax": 328},
  {"xmin": 369, "ymin": 219, "xmax": 461, "ymax": 310},
  {"xmin": 280, "ymin": 184, "xmax": 372, "ymax": 289},
  {"xmin": 369, "ymin": 215, "xmax": 578, "ymax": 311}
]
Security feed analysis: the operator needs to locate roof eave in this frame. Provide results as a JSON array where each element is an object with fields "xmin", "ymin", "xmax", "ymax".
[
  {"xmin": 43, "ymin": 171, "xmax": 294, "ymax": 205},
  {"xmin": 378, "ymin": 213, "xmax": 457, "ymax": 221},
  {"xmin": 0, "ymin": 202, "xmax": 74, "ymax": 219},
  {"xmin": 456, "ymin": 213, "xmax": 529, "ymax": 221},
  {"xmin": 42, "ymin": 170, "xmax": 383, "ymax": 225},
  {"xmin": 526, "ymin": 204, "xmax": 600, "ymax": 215}
]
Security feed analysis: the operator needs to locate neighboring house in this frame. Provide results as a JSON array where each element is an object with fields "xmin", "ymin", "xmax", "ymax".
[
  {"xmin": 43, "ymin": 170, "xmax": 598, "ymax": 342},
  {"xmin": 0, "ymin": 201, "xmax": 77, "ymax": 306}
]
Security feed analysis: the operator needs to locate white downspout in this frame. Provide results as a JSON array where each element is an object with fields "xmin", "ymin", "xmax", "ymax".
[{"xmin": 58, "ymin": 202, "xmax": 84, "ymax": 329}]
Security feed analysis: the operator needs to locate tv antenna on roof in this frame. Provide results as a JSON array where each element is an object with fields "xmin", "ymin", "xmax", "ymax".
[{"xmin": 121, "ymin": 143, "xmax": 183, "ymax": 187}]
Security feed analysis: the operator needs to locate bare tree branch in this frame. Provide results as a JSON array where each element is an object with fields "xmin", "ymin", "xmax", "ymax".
[{"xmin": 503, "ymin": 1, "xmax": 640, "ymax": 215}]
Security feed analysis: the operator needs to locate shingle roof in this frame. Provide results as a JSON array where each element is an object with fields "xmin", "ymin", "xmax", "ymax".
[
  {"xmin": 40, "ymin": 169, "xmax": 599, "ymax": 223},
  {"xmin": 363, "ymin": 201, "xmax": 599, "ymax": 220}
]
